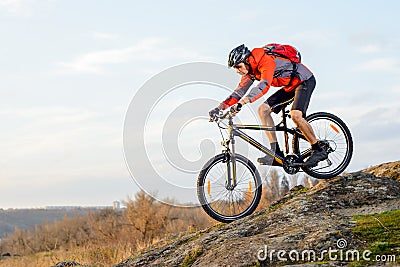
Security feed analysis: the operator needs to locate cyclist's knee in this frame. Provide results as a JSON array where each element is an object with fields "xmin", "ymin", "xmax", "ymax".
[
  {"xmin": 258, "ymin": 104, "xmax": 272, "ymax": 116},
  {"xmin": 290, "ymin": 110, "xmax": 304, "ymax": 124}
]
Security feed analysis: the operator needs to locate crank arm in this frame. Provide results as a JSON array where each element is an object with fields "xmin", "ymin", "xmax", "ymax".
[
  {"xmin": 289, "ymin": 158, "xmax": 332, "ymax": 168},
  {"xmin": 288, "ymin": 162, "xmax": 305, "ymax": 167}
]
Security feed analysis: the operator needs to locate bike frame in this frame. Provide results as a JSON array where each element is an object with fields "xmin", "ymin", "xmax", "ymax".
[{"xmin": 221, "ymin": 108, "xmax": 311, "ymax": 188}]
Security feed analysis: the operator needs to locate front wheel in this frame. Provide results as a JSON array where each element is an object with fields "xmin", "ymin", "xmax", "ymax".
[
  {"xmin": 197, "ymin": 154, "xmax": 262, "ymax": 223},
  {"xmin": 292, "ymin": 112, "xmax": 353, "ymax": 179}
]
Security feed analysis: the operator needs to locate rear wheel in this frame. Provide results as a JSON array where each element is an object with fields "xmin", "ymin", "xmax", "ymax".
[
  {"xmin": 292, "ymin": 112, "xmax": 353, "ymax": 179},
  {"xmin": 197, "ymin": 154, "xmax": 262, "ymax": 223}
]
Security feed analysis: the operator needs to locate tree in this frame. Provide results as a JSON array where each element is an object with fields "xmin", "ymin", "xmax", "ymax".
[
  {"xmin": 259, "ymin": 168, "xmax": 282, "ymax": 208},
  {"xmin": 124, "ymin": 191, "xmax": 168, "ymax": 246},
  {"xmin": 280, "ymin": 175, "xmax": 289, "ymax": 196}
]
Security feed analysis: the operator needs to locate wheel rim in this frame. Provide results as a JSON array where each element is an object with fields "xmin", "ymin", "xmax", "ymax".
[
  {"xmin": 200, "ymin": 157, "xmax": 259, "ymax": 220},
  {"xmin": 298, "ymin": 116, "xmax": 351, "ymax": 176}
]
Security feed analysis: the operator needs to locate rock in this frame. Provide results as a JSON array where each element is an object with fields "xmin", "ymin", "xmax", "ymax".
[
  {"xmin": 51, "ymin": 260, "xmax": 88, "ymax": 267},
  {"xmin": 364, "ymin": 161, "xmax": 400, "ymax": 181}
]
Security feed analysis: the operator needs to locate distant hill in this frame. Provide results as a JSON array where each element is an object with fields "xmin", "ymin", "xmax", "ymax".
[{"xmin": 0, "ymin": 208, "xmax": 104, "ymax": 238}]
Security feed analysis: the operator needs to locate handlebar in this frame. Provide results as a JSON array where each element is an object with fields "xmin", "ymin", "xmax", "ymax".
[
  {"xmin": 216, "ymin": 110, "xmax": 231, "ymax": 120},
  {"xmin": 210, "ymin": 103, "xmax": 242, "ymax": 122}
]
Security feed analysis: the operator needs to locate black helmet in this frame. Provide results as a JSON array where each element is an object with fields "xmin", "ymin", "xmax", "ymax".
[{"xmin": 228, "ymin": 44, "xmax": 251, "ymax": 68}]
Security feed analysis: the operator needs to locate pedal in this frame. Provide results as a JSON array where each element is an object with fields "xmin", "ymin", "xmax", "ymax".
[{"xmin": 302, "ymin": 161, "xmax": 318, "ymax": 168}]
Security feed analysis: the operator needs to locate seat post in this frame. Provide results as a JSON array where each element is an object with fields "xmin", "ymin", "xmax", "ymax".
[
  {"xmin": 281, "ymin": 106, "xmax": 288, "ymax": 124},
  {"xmin": 282, "ymin": 107, "xmax": 290, "ymax": 155}
]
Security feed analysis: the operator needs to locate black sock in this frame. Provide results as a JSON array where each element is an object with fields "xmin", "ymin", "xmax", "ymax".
[
  {"xmin": 270, "ymin": 142, "xmax": 283, "ymax": 155},
  {"xmin": 312, "ymin": 141, "xmax": 322, "ymax": 151}
]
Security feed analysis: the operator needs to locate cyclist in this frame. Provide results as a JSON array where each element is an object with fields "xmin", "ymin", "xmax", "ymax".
[{"xmin": 209, "ymin": 44, "xmax": 328, "ymax": 167}]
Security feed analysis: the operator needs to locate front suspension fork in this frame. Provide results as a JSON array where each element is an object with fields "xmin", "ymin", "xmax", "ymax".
[{"xmin": 224, "ymin": 128, "xmax": 237, "ymax": 190}]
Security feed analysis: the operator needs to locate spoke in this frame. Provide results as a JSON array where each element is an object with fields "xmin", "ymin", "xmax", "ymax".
[
  {"xmin": 296, "ymin": 116, "xmax": 351, "ymax": 177},
  {"xmin": 209, "ymin": 187, "xmax": 229, "ymax": 198},
  {"xmin": 217, "ymin": 162, "xmax": 225, "ymax": 177},
  {"xmin": 204, "ymin": 157, "xmax": 258, "ymax": 218}
]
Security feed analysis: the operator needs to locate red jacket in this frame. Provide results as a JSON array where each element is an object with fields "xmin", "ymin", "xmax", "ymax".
[{"xmin": 221, "ymin": 48, "xmax": 313, "ymax": 109}]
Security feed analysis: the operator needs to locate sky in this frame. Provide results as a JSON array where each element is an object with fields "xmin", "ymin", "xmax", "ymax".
[{"xmin": 0, "ymin": 0, "xmax": 399, "ymax": 208}]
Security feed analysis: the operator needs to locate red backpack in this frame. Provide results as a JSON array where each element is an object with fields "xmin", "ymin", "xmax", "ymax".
[{"xmin": 263, "ymin": 43, "xmax": 301, "ymax": 63}]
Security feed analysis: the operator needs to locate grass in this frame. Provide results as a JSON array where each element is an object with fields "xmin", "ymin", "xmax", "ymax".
[
  {"xmin": 350, "ymin": 210, "xmax": 400, "ymax": 266},
  {"xmin": 0, "ymin": 243, "xmax": 134, "ymax": 267},
  {"xmin": 180, "ymin": 247, "xmax": 203, "ymax": 267}
]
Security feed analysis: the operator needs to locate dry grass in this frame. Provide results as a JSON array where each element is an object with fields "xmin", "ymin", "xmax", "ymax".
[{"xmin": 0, "ymin": 243, "xmax": 136, "ymax": 267}]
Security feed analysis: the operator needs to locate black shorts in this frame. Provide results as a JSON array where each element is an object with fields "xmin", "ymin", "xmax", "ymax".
[{"xmin": 266, "ymin": 75, "xmax": 316, "ymax": 117}]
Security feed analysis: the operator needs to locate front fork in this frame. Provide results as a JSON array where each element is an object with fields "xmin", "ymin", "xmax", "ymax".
[{"xmin": 224, "ymin": 126, "xmax": 237, "ymax": 190}]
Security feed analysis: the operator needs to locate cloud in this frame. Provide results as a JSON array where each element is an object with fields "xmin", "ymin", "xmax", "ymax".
[
  {"xmin": 353, "ymin": 58, "xmax": 400, "ymax": 72},
  {"xmin": 0, "ymin": 0, "xmax": 32, "ymax": 15},
  {"xmin": 58, "ymin": 37, "xmax": 214, "ymax": 74},
  {"xmin": 0, "ymin": 106, "xmax": 98, "ymax": 123},
  {"xmin": 0, "ymin": 106, "xmax": 123, "ymax": 184},
  {"xmin": 93, "ymin": 32, "xmax": 119, "ymax": 41},
  {"xmin": 350, "ymin": 105, "xmax": 400, "ymax": 170},
  {"xmin": 357, "ymin": 44, "xmax": 382, "ymax": 54},
  {"xmin": 289, "ymin": 31, "xmax": 336, "ymax": 47},
  {"xmin": 350, "ymin": 31, "xmax": 400, "ymax": 55},
  {"xmin": 0, "ymin": 105, "xmax": 134, "ymax": 208}
]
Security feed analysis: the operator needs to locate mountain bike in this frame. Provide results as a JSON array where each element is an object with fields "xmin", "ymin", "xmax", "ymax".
[{"xmin": 197, "ymin": 99, "xmax": 353, "ymax": 222}]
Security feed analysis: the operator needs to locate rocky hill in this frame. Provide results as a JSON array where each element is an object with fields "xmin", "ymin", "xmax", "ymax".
[
  {"xmin": 364, "ymin": 161, "xmax": 400, "ymax": 182},
  {"xmin": 54, "ymin": 162, "xmax": 400, "ymax": 267}
]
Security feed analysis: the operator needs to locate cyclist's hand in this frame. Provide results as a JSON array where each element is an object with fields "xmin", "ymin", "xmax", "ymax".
[
  {"xmin": 209, "ymin": 107, "xmax": 220, "ymax": 122},
  {"xmin": 230, "ymin": 103, "xmax": 242, "ymax": 116}
]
